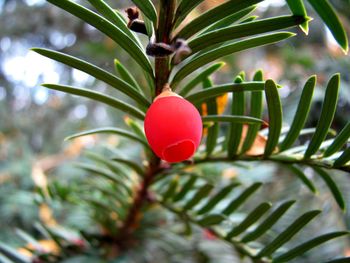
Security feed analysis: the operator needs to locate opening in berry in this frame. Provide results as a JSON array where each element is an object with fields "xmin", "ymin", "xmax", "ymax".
[{"xmin": 162, "ymin": 139, "xmax": 195, "ymax": 163}]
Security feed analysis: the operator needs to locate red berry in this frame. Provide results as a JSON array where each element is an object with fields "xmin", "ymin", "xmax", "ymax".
[
  {"xmin": 144, "ymin": 96, "xmax": 202, "ymax": 163},
  {"xmin": 203, "ymin": 229, "xmax": 217, "ymax": 240}
]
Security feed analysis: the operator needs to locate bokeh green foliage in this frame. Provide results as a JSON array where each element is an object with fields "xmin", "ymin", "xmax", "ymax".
[{"xmin": 1, "ymin": 0, "xmax": 350, "ymax": 262}]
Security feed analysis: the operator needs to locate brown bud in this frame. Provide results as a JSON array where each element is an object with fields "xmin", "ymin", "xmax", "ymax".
[
  {"xmin": 146, "ymin": 39, "xmax": 192, "ymax": 59},
  {"xmin": 172, "ymin": 39, "xmax": 192, "ymax": 65},
  {"xmin": 125, "ymin": 7, "xmax": 139, "ymax": 21},
  {"xmin": 129, "ymin": 19, "xmax": 147, "ymax": 35},
  {"xmin": 146, "ymin": 42, "xmax": 175, "ymax": 57}
]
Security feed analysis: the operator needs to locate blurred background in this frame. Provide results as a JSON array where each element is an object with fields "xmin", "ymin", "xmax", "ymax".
[{"xmin": 0, "ymin": 0, "xmax": 350, "ymax": 262}]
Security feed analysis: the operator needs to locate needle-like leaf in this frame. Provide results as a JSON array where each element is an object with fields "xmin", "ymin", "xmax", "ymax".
[
  {"xmin": 163, "ymin": 177, "xmax": 179, "ymax": 201},
  {"xmin": 227, "ymin": 74, "xmax": 245, "ymax": 158},
  {"xmin": 273, "ymin": 231, "xmax": 349, "ymax": 262},
  {"xmin": 197, "ymin": 183, "xmax": 241, "ymax": 215},
  {"xmin": 333, "ymin": 148, "xmax": 350, "ymax": 168},
  {"xmin": 112, "ymin": 157, "xmax": 145, "ymax": 175},
  {"xmin": 173, "ymin": 176, "xmax": 198, "ymax": 202},
  {"xmin": 201, "ymin": 6, "xmax": 257, "ymax": 35},
  {"xmin": 279, "ymin": 76, "xmax": 316, "ymax": 151},
  {"xmin": 177, "ymin": 62, "xmax": 225, "ymax": 94},
  {"xmin": 203, "ymin": 78, "xmax": 219, "ymax": 157},
  {"xmin": 257, "ymin": 210, "xmax": 321, "ymax": 257},
  {"xmin": 202, "ymin": 115, "xmax": 264, "ymax": 125},
  {"xmin": 286, "ymin": 0, "xmax": 309, "ymax": 34},
  {"xmin": 307, "ymin": 0, "xmax": 348, "ymax": 53},
  {"xmin": 75, "ymin": 162, "xmax": 131, "ymax": 194},
  {"xmin": 131, "ymin": 0, "xmax": 157, "ymax": 23},
  {"xmin": 324, "ymin": 257, "xmax": 350, "ymax": 263},
  {"xmin": 197, "ymin": 214, "xmax": 226, "ymax": 227},
  {"xmin": 286, "ymin": 165, "xmax": 317, "ymax": 194},
  {"xmin": 46, "ymin": 0, "xmax": 153, "ymax": 76},
  {"xmin": 264, "ymin": 80, "xmax": 283, "ymax": 157},
  {"xmin": 241, "ymin": 70, "xmax": 264, "ymax": 153},
  {"xmin": 226, "ymin": 202, "xmax": 271, "ymax": 239},
  {"xmin": 184, "ymin": 184, "xmax": 214, "ymax": 211},
  {"xmin": 124, "ymin": 117, "xmax": 152, "ymax": 156},
  {"xmin": 86, "ymin": 0, "xmax": 142, "ymax": 47},
  {"xmin": 15, "ymin": 229, "xmax": 40, "ymax": 247},
  {"xmin": 324, "ymin": 122, "xmax": 350, "ymax": 157},
  {"xmin": 176, "ymin": 0, "xmax": 264, "ymax": 39},
  {"xmin": 240, "ymin": 15, "xmax": 258, "ymax": 24},
  {"xmin": 85, "ymin": 152, "xmax": 129, "ymax": 180},
  {"xmin": 64, "ymin": 127, "xmax": 149, "ymax": 147},
  {"xmin": 222, "ymin": 183, "xmax": 262, "ymax": 216},
  {"xmin": 186, "ymin": 82, "xmax": 266, "ymax": 104},
  {"xmin": 241, "ymin": 200, "xmax": 296, "ymax": 243},
  {"xmin": 172, "ymin": 32, "xmax": 295, "ymax": 86},
  {"xmin": 32, "ymin": 48, "xmax": 150, "ymax": 108},
  {"xmin": 42, "ymin": 84, "xmax": 145, "ymax": 120},
  {"xmin": 188, "ymin": 15, "xmax": 307, "ymax": 53},
  {"xmin": 0, "ymin": 242, "xmax": 31, "ymax": 263},
  {"xmin": 143, "ymin": 12, "xmax": 155, "ymax": 38},
  {"xmin": 174, "ymin": 0, "xmax": 205, "ymax": 28},
  {"xmin": 114, "ymin": 59, "xmax": 143, "ymax": 94},
  {"xmin": 313, "ymin": 167, "xmax": 345, "ymax": 210},
  {"xmin": 304, "ymin": 74, "xmax": 340, "ymax": 158}
]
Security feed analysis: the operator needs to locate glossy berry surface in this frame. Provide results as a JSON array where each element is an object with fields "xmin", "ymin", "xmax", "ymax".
[{"xmin": 144, "ymin": 96, "xmax": 202, "ymax": 163}]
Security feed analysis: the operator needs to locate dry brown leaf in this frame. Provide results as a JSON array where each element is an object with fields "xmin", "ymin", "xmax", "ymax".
[
  {"xmin": 0, "ymin": 173, "xmax": 11, "ymax": 184},
  {"xmin": 199, "ymin": 0, "xmax": 226, "ymax": 11},
  {"xmin": 39, "ymin": 203, "xmax": 57, "ymax": 227},
  {"xmin": 239, "ymin": 125, "xmax": 267, "ymax": 156},
  {"xmin": 17, "ymin": 248, "xmax": 33, "ymax": 258},
  {"xmin": 18, "ymin": 239, "xmax": 61, "ymax": 258},
  {"xmin": 222, "ymin": 167, "xmax": 237, "ymax": 179}
]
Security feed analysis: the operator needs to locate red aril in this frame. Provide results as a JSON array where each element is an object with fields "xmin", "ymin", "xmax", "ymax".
[{"xmin": 144, "ymin": 90, "xmax": 202, "ymax": 163}]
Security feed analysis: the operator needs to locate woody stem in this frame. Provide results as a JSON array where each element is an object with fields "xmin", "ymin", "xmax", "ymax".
[
  {"xmin": 155, "ymin": 0, "xmax": 176, "ymax": 97},
  {"xmin": 115, "ymin": 0, "xmax": 176, "ymax": 248}
]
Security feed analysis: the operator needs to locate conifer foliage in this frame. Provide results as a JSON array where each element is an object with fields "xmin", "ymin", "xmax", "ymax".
[{"xmin": 1, "ymin": 0, "xmax": 350, "ymax": 262}]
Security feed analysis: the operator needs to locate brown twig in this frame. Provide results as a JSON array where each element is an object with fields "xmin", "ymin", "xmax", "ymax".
[
  {"xmin": 155, "ymin": 0, "xmax": 176, "ymax": 96},
  {"xmin": 114, "ymin": 155, "xmax": 161, "ymax": 248},
  {"xmin": 115, "ymin": 0, "xmax": 177, "ymax": 249}
]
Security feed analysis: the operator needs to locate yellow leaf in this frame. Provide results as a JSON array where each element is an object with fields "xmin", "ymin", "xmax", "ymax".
[
  {"xmin": 202, "ymin": 93, "xmax": 229, "ymax": 135},
  {"xmin": 39, "ymin": 203, "xmax": 57, "ymax": 227}
]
